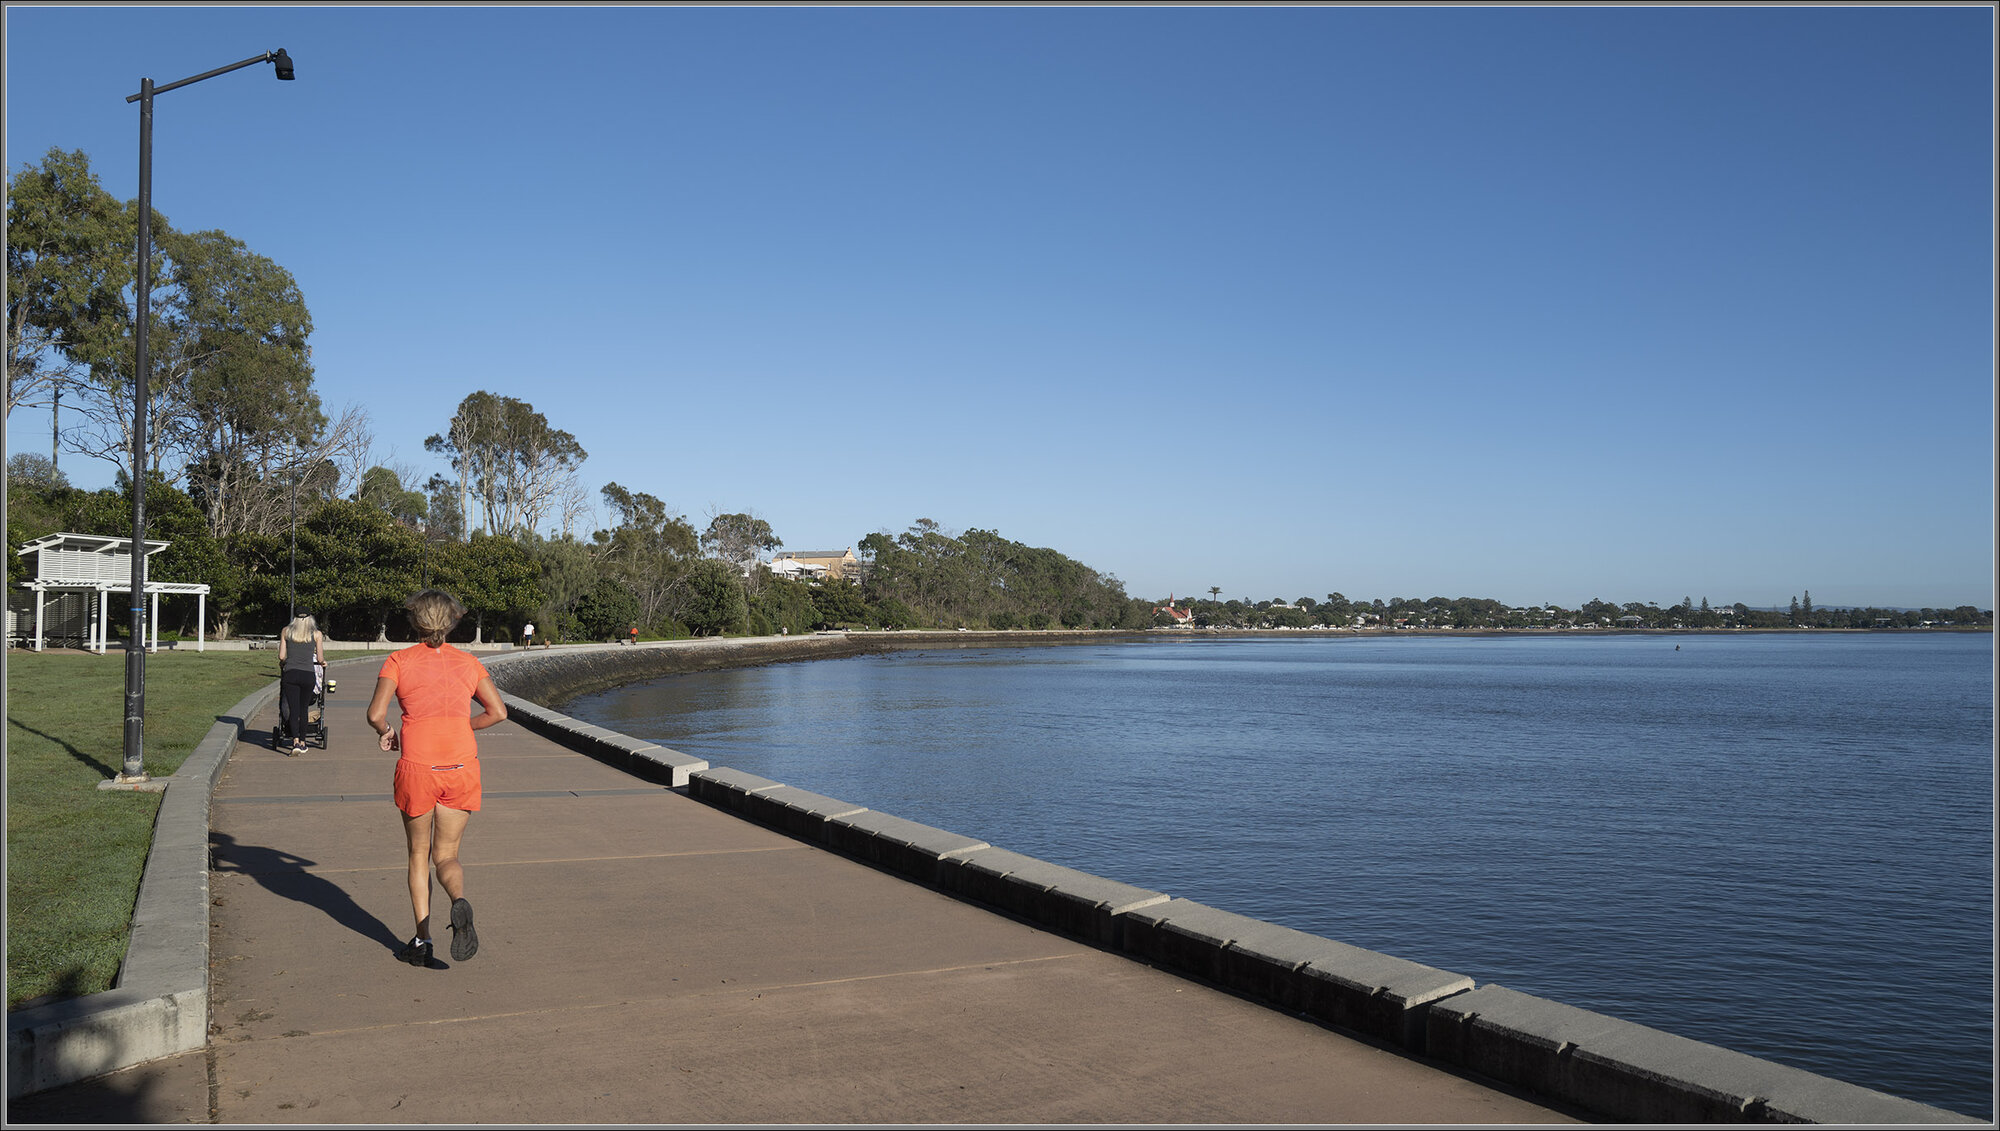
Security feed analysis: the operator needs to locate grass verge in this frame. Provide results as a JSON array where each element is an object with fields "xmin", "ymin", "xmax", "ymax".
[{"xmin": 6, "ymin": 650, "xmax": 278, "ymax": 1010}]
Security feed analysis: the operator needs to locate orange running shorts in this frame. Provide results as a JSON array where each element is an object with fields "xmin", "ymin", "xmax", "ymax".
[{"xmin": 392, "ymin": 759, "xmax": 483, "ymax": 817}]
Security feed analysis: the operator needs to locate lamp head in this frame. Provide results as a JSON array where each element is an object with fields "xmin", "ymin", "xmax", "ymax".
[{"xmin": 271, "ymin": 49, "xmax": 295, "ymax": 80}]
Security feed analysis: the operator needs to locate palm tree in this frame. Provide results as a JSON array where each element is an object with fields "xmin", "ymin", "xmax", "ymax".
[{"xmin": 1208, "ymin": 586, "xmax": 1221, "ymax": 604}]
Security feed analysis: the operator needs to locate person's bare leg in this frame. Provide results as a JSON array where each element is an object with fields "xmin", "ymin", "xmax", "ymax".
[
  {"xmin": 431, "ymin": 805, "xmax": 478, "ymax": 959},
  {"xmin": 403, "ymin": 809, "xmax": 435, "ymax": 938},
  {"xmin": 430, "ymin": 805, "xmax": 469, "ymax": 901}
]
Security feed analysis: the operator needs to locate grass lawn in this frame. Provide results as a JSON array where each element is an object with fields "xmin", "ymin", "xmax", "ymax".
[{"xmin": 6, "ymin": 650, "xmax": 279, "ymax": 1010}]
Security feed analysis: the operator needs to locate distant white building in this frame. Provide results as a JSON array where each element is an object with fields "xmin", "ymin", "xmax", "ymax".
[
  {"xmin": 770, "ymin": 548, "xmax": 859, "ymax": 580},
  {"xmin": 766, "ymin": 557, "xmax": 829, "ymax": 580}
]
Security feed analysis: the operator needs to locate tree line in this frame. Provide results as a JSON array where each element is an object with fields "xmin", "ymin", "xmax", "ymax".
[{"xmin": 5, "ymin": 453, "xmax": 1150, "ymax": 643}]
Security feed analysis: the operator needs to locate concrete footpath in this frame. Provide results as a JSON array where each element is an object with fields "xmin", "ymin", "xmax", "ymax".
[{"xmin": 10, "ymin": 656, "xmax": 1578, "ymax": 1125}]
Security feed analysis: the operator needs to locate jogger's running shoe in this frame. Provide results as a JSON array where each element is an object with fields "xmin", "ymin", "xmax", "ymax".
[
  {"xmin": 394, "ymin": 938, "xmax": 433, "ymax": 967},
  {"xmin": 448, "ymin": 897, "xmax": 478, "ymax": 961}
]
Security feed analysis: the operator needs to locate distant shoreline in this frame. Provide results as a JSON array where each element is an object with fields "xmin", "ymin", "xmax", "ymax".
[{"xmin": 856, "ymin": 625, "xmax": 1993, "ymax": 643}]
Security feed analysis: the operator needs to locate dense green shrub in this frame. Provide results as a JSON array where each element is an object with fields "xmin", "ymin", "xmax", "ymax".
[
  {"xmin": 871, "ymin": 598, "xmax": 916, "ymax": 629},
  {"xmin": 680, "ymin": 559, "xmax": 747, "ymax": 636},
  {"xmin": 574, "ymin": 575, "xmax": 640, "ymax": 641}
]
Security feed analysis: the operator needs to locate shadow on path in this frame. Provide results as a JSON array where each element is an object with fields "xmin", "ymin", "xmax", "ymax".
[
  {"xmin": 2, "ymin": 1053, "xmax": 199, "ymax": 1124},
  {"xmin": 209, "ymin": 831, "xmax": 402, "ymax": 951}
]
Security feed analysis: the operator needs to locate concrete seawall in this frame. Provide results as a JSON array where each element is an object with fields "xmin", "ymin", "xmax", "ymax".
[{"xmin": 481, "ymin": 633, "xmax": 1978, "ymax": 1125}]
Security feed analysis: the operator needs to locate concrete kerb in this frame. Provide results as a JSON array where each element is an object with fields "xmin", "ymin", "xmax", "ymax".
[{"xmin": 6, "ymin": 677, "xmax": 282, "ymax": 1100}]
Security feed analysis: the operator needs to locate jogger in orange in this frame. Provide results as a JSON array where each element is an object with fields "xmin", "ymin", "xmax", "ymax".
[{"xmin": 367, "ymin": 589, "xmax": 508, "ymax": 967}]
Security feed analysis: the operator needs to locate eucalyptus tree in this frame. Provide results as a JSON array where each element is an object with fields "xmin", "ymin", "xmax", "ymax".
[
  {"xmin": 57, "ymin": 223, "xmax": 323, "ymax": 493},
  {"xmin": 426, "ymin": 392, "xmax": 586, "ymax": 538},
  {"xmin": 424, "ymin": 394, "xmax": 491, "ymax": 540},
  {"xmin": 422, "ymin": 473, "xmax": 465, "ymax": 542},
  {"xmin": 700, "ymin": 512, "xmax": 781, "ymax": 571},
  {"xmin": 355, "ymin": 465, "xmax": 429, "ymax": 528},
  {"xmin": 5, "ymin": 149, "xmax": 131, "ymax": 424},
  {"xmin": 595, "ymin": 482, "xmax": 699, "ymax": 630}
]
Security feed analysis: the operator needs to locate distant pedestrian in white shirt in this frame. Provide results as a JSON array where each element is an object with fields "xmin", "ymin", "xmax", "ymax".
[{"xmin": 522, "ymin": 622, "xmax": 535, "ymax": 649}]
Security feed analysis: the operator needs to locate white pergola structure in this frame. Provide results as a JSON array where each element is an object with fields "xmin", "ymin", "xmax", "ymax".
[{"xmin": 14, "ymin": 532, "xmax": 210, "ymax": 654}]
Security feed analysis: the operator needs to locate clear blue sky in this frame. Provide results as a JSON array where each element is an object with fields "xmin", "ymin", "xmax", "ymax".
[{"xmin": 6, "ymin": 5, "xmax": 1993, "ymax": 610}]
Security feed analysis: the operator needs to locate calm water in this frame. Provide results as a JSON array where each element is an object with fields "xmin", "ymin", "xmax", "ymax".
[{"xmin": 566, "ymin": 632, "xmax": 1995, "ymax": 1118}]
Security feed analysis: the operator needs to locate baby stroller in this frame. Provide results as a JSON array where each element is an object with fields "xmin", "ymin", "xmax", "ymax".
[{"xmin": 275, "ymin": 660, "xmax": 334, "ymax": 750}]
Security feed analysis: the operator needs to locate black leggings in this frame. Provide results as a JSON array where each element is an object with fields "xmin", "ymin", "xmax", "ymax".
[{"xmin": 281, "ymin": 668, "xmax": 317, "ymax": 741}]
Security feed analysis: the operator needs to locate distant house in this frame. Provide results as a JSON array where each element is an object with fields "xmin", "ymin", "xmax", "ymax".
[
  {"xmin": 767, "ymin": 557, "xmax": 828, "ymax": 580},
  {"xmin": 771, "ymin": 548, "xmax": 859, "ymax": 580}
]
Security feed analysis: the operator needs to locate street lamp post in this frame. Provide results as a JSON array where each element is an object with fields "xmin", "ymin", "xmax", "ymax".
[{"xmin": 115, "ymin": 48, "xmax": 294, "ymax": 785}]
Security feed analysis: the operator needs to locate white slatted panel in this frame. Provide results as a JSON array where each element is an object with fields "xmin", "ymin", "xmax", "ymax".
[{"xmin": 42, "ymin": 548, "xmax": 132, "ymax": 582}]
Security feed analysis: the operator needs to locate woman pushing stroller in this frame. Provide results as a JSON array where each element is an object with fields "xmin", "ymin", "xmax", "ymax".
[{"xmin": 277, "ymin": 612, "xmax": 326, "ymax": 756}]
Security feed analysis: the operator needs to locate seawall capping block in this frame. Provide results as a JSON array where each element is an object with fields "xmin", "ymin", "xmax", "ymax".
[
  {"xmin": 687, "ymin": 766, "xmax": 784, "ymax": 814},
  {"xmin": 498, "ymin": 696, "xmax": 638, "ymax": 771},
  {"xmin": 593, "ymin": 732, "xmax": 662, "ymax": 756},
  {"xmin": 1120, "ymin": 898, "xmax": 1268, "ymax": 980},
  {"xmin": 1426, "ymin": 985, "xmax": 1980, "ymax": 1125},
  {"xmin": 737, "ymin": 784, "xmax": 868, "ymax": 843},
  {"xmin": 943, "ymin": 847, "xmax": 1170, "ymax": 947},
  {"xmin": 629, "ymin": 745, "xmax": 709, "ymax": 789},
  {"xmin": 500, "ymin": 695, "xmax": 713, "ymax": 789},
  {"xmin": 823, "ymin": 810, "xmax": 990, "ymax": 885},
  {"xmin": 1117, "ymin": 898, "xmax": 1475, "ymax": 1053}
]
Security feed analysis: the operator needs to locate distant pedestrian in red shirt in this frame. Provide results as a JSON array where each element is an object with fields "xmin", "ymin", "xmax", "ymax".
[{"xmin": 366, "ymin": 589, "xmax": 508, "ymax": 968}]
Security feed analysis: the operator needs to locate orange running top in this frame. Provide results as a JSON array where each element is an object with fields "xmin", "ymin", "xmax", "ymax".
[{"xmin": 379, "ymin": 642, "xmax": 491, "ymax": 764}]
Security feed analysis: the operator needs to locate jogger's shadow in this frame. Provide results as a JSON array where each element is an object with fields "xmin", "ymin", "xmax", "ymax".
[{"xmin": 210, "ymin": 831, "xmax": 408, "ymax": 955}]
